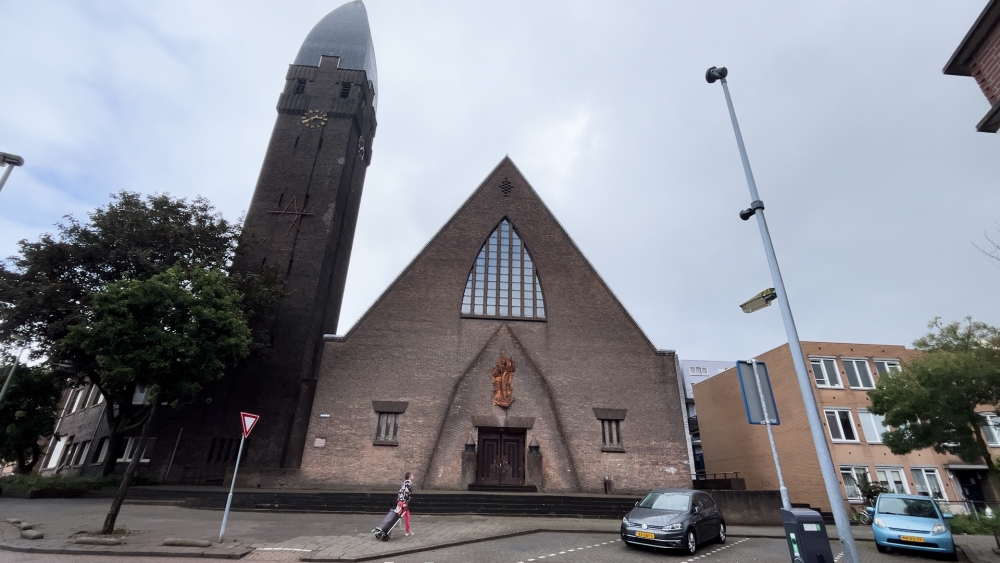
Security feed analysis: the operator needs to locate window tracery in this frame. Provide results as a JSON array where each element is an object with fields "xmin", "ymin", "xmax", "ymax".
[{"xmin": 461, "ymin": 219, "xmax": 545, "ymax": 319}]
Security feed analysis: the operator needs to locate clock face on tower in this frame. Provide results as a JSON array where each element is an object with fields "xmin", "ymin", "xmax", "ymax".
[{"xmin": 301, "ymin": 109, "xmax": 328, "ymax": 129}]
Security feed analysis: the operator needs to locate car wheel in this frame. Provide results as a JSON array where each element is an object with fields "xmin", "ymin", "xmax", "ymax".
[
  {"xmin": 875, "ymin": 543, "xmax": 887, "ymax": 553},
  {"xmin": 684, "ymin": 529, "xmax": 697, "ymax": 555},
  {"xmin": 715, "ymin": 521, "xmax": 726, "ymax": 544}
]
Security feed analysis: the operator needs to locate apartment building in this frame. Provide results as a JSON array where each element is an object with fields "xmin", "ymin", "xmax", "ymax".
[
  {"xmin": 37, "ymin": 382, "xmax": 155, "ymax": 478},
  {"xmin": 695, "ymin": 342, "xmax": 998, "ymax": 513},
  {"xmin": 678, "ymin": 359, "xmax": 733, "ymax": 476}
]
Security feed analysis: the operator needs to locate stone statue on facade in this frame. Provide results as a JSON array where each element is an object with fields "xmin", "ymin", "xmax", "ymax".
[{"xmin": 491, "ymin": 351, "xmax": 515, "ymax": 408}]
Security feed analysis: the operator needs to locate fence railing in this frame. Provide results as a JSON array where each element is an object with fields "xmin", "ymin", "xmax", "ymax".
[{"xmin": 935, "ymin": 499, "xmax": 1000, "ymax": 520}]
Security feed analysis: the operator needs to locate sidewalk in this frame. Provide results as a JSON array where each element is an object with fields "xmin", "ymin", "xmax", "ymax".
[{"xmin": 1, "ymin": 498, "xmax": 997, "ymax": 562}]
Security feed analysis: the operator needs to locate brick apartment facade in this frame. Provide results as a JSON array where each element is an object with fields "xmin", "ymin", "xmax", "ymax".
[
  {"xmin": 297, "ymin": 159, "xmax": 692, "ymax": 494},
  {"xmin": 695, "ymin": 342, "xmax": 999, "ymax": 513},
  {"xmin": 944, "ymin": 0, "xmax": 1000, "ymax": 132}
]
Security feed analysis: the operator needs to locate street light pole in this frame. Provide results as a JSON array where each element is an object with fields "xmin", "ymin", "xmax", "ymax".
[
  {"xmin": 0, "ymin": 152, "xmax": 25, "ymax": 196},
  {"xmin": 706, "ymin": 66, "xmax": 860, "ymax": 563},
  {"xmin": 0, "ymin": 335, "xmax": 30, "ymax": 406}
]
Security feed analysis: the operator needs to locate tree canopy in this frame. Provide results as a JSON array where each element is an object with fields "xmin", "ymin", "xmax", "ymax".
[
  {"xmin": 0, "ymin": 364, "xmax": 62, "ymax": 474},
  {"xmin": 0, "ymin": 191, "xmax": 282, "ymax": 476},
  {"xmin": 66, "ymin": 265, "xmax": 251, "ymax": 533},
  {"xmin": 868, "ymin": 317, "xmax": 1000, "ymax": 494}
]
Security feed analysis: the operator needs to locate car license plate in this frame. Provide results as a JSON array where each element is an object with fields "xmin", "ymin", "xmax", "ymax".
[
  {"xmin": 636, "ymin": 531, "xmax": 655, "ymax": 539},
  {"xmin": 900, "ymin": 535, "xmax": 924, "ymax": 543}
]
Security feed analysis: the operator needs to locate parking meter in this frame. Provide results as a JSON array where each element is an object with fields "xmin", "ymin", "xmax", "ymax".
[{"xmin": 779, "ymin": 508, "xmax": 835, "ymax": 563}]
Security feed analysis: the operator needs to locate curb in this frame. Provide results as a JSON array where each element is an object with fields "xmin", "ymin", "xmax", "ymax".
[{"xmin": 0, "ymin": 542, "xmax": 252, "ymax": 559}]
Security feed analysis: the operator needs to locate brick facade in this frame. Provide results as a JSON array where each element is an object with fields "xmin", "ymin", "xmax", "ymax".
[
  {"xmin": 944, "ymin": 1, "xmax": 1000, "ymax": 132},
  {"xmin": 695, "ymin": 342, "xmax": 997, "ymax": 512},
  {"xmin": 297, "ymin": 159, "xmax": 691, "ymax": 493}
]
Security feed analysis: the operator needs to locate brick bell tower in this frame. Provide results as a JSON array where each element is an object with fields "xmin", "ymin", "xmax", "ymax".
[{"xmin": 226, "ymin": 0, "xmax": 378, "ymax": 470}]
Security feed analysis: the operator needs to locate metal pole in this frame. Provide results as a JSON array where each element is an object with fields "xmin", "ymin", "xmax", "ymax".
[
  {"xmin": 164, "ymin": 427, "xmax": 183, "ymax": 482},
  {"xmin": 713, "ymin": 70, "xmax": 860, "ymax": 563},
  {"xmin": 219, "ymin": 434, "xmax": 245, "ymax": 543},
  {"xmin": 0, "ymin": 343, "xmax": 29, "ymax": 406},
  {"xmin": 0, "ymin": 164, "xmax": 14, "ymax": 195},
  {"xmin": 751, "ymin": 359, "xmax": 791, "ymax": 510}
]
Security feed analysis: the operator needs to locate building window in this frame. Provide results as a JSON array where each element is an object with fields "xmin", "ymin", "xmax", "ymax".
[
  {"xmin": 293, "ymin": 79, "xmax": 306, "ymax": 95},
  {"xmin": 980, "ymin": 413, "xmax": 1000, "ymax": 446},
  {"xmin": 45, "ymin": 436, "xmax": 68, "ymax": 469},
  {"xmin": 824, "ymin": 408, "xmax": 859, "ymax": 442},
  {"xmin": 61, "ymin": 440, "xmax": 78, "ymax": 468},
  {"xmin": 70, "ymin": 387, "xmax": 86, "ymax": 413},
  {"xmin": 857, "ymin": 409, "xmax": 888, "ymax": 443},
  {"xmin": 840, "ymin": 465, "xmax": 871, "ymax": 501},
  {"xmin": 600, "ymin": 419, "xmax": 623, "ymax": 451},
  {"xmin": 132, "ymin": 385, "xmax": 150, "ymax": 405},
  {"xmin": 91, "ymin": 437, "xmax": 109, "ymax": 464},
  {"xmin": 461, "ymin": 218, "xmax": 545, "ymax": 319},
  {"xmin": 72, "ymin": 441, "xmax": 91, "ymax": 466},
  {"xmin": 340, "ymin": 82, "xmax": 351, "ymax": 98},
  {"xmin": 876, "ymin": 467, "xmax": 909, "ymax": 494},
  {"xmin": 810, "ymin": 358, "xmax": 842, "ymax": 388},
  {"xmin": 689, "ymin": 366, "xmax": 709, "ymax": 375},
  {"xmin": 117, "ymin": 437, "xmax": 156, "ymax": 463},
  {"xmin": 910, "ymin": 467, "xmax": 946, "ymax": 500},
  {"xmin": 374, "ymin": 412, "xmax": 399, "ymax": 445},
  {"xmin": 842, "ymin": 358, "xmax": 875, "ymax": 389},
  {"xmin": 873, "ymin": 359, "xmax": 901, "ymax": 376}
]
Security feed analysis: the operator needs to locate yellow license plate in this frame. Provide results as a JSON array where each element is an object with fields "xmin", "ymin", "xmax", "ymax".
[
  {"xmin": 900, "ymin": 535, "xmax": 924, "ymax": 543},
  {"xmin": 635, "ymin": 531, "xmax": 655, "ymax": 539}
]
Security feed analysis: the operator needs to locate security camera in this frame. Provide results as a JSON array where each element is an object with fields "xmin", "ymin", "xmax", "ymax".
[
  {"xmin": 705, "ymin": 66, "xmax": 728, "ymax": 83},
  {"xmin": 740, "ymin": 288, "xmax": 777, "ymax": 314}
]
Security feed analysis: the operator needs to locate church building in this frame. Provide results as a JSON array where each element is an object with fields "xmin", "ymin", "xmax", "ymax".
[{"xmin": 297, "ymin": 158, "xmax": 693, "ymax": 493}]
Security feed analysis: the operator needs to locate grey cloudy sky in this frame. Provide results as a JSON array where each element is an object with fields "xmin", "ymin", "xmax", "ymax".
[{"xmin": 1, "ymin": 1, "xmax": 997, "ymax": 362}]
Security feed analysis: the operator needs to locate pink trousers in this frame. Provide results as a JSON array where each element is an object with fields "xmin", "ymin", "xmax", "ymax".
[{"xmin": 397, "ymin": 502, "xmax": 410, "ymax": 533}]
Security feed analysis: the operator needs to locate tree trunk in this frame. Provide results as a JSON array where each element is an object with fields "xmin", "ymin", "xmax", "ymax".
[{"xmin": 101, "ymin": 402, "xmax": 157, "ymax": 535}]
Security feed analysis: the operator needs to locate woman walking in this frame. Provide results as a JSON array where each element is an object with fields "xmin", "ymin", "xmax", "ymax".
[{"xmin": 397, "ymin": 472, "xmax": 413, "ymax": 536}]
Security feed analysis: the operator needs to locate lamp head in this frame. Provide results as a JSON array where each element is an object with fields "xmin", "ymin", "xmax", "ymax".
[
  {"xmin": 740, "ymin": 288, "xmax": 777, "ymax": 314},
  {"xmin": 0, "ymin": 152, "xmax": 24, "ymax": 167},
  {"xmin": 705, "ymin": 66, "xmax": 728, "ymax": 83}
]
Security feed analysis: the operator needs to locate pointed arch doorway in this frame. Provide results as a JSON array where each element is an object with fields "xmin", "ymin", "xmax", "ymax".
[{"xmin": 475, "ymin": 427, "xmax": 526, "ymax": 488}]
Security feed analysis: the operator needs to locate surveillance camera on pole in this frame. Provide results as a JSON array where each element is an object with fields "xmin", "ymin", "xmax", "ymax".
[
  {"xmin": 706, "ymin": 65, "xmax": 861, "ymax": 563},
  {"xmin": 740, "ymin": 288, "xmax": 777, "ymax": 314},
  {"xmin": 0, "ymin": 151, "xmax": 25, "ymax": 196}
]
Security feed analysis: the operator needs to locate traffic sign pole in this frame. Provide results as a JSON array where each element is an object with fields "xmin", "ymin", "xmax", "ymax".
[
  {"xmin": 751, "ymin": 359, "xmax": 790, "ymax": 510},
  {"xmin": 219, "ymin": 412, "xmax": 259, "ymax": 543},
  {"xmin": 219, "ymin": 434, "xmax": 245, "ymax": 543}
]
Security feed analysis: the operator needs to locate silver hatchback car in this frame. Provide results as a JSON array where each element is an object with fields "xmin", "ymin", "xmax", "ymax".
[{"xmin": 621, "ymin": 489, "xmax": 726, "ymax": 555}]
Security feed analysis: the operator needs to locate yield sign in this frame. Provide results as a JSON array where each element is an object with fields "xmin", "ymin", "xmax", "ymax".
[{"xmin": 240, "ymin": 412, "xmax": 260, "ymax": 438}]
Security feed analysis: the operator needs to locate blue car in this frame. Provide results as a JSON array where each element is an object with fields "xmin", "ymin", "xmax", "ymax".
[{"xmin": 866, "ymin": 494, "xmax": 956, "ymax": 560}]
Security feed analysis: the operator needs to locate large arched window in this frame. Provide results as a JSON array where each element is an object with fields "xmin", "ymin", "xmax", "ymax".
[{"xmin": 461, "ymin": 219, "xmax": 545, "ymax": 319}]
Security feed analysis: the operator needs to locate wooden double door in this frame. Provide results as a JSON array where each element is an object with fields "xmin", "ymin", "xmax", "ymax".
[{"xmin": 476, "ymin": 428, "xmax": 525, "ymax": 486}]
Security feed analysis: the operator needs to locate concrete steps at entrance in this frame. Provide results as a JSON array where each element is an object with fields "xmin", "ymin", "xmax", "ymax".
[{"xmin": 108, "ymin": 487, "xmax": 640, "ymax": 518}]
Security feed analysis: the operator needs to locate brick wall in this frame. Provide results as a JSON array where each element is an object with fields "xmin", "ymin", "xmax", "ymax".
[
  {"xmin": 696, "ymin": 342, "xmax": 974, "ymax": 512},
  {"xmin": 971, "ymin": 23, "xmax": 1000, "ymax": 105},
  {"xmin": 298, "ymin": 159, "xmax": 691, "ymax": 493}
]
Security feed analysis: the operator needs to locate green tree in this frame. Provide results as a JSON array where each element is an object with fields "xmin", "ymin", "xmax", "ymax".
[
  {"xmin": 66, "ymin": 266, "xmax": 251, "ymax": 534},
  {"xmin": 0, "ymin": 192, "xmax": 282, "ymax": 476},
  {"xmin": 868, "ymin": 317, "xmax": 1000, "ymax": 498},
  {"xmin": 0, "ymin": 364, "xmax": 62, "ymax": 474}
]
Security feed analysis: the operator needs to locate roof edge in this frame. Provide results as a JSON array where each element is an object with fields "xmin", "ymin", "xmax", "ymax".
[{"xmin": 944, "ymin": 0, "xmax": 1000, "ymax": 75}]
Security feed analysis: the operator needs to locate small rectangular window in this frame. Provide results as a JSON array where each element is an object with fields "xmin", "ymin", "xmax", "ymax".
[
  {"xmin": 910, "ymin": 467, "xmax": 946, "ymax": 500},
  {"xmin": 875, "ymin": 467, "xmax": 908, "ymax": 494},
  {"xmin": 840, "ymin": 465, "xmax": 870, "ymax": 500},
  {"xmin": 824, "ymin": 408, "xmax": 858, "ymax": 442},
  {"xmin": 810, "ymin": 358, "xmax": 842, "ymax": 388},
  {"xmin": 293, "ymin": 79, "xmax": 306, "ymax": 95},
  {"xmin": 599, "ymin": 419, "xmax": 624, "ymax": 451},
  {"xmin": 340, "ymin": 82, "xmax": 351, "ymax": 98},
  {"xmin": 91, "ymin": 437, "xmax": 109, "ymax": 464},
  {"xmin": 857, "ymin": 409, "xmax": 888, "ymax": 443},
  {"xmin": 980, "ymin": 413, "xmax": 1000, "ymax": 446},
  {"xmin": 71, "ymin": 387, "xmax": 86, "ymax": 413},
  {"xmin": 374, "ymin": 412, "xmax": 399, "ymax": 445},
  {"xmin": 73, "ymin": 440, "xmax": 91, "ymax": 466},
  {"xmin": 874, "ymin": 359, "xmax": 901, "ymax": 376},
  {"xmin": 842, "ymin": 359, "xmax": 875, "ymax": 389},
  {"xmin": 132, "ymin": 385, "xmax": 149, "ymax": 405}
]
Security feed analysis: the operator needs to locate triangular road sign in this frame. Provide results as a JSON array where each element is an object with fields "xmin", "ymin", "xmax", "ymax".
[{"xmin": 240, "ymin": 412, "xmax": 260, "ymax": 438}]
